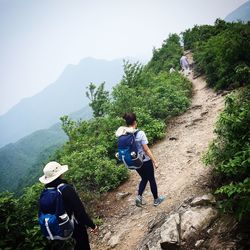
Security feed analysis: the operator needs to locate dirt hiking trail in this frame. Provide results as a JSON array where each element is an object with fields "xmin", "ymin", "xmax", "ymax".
[{"xmin": 91, "ymin": 53, "xmax": 226, "ymax": 250}]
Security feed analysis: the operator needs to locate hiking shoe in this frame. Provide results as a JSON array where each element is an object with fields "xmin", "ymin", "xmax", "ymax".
[
  {"xmin": 135, "ymin": 195, "xmax": 146, "ymax": 207},
  {"xmin": 154, "ymin": 195, "xmax": 166, "ymax": 206}
]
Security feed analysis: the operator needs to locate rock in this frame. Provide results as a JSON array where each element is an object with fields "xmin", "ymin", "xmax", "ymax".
[
  {"xmin": 192, "ymin": 118, "xmax": 203, "ymax": 123},
  {"xmin": 108, "ymin": 234, "xmax": 120, "ymax": 248},
  {"xmin": 169, "ymin": 137, "xmax": 178, "ymax": 140},
  {"xmin": 185, "ymin": 117, "xmax": 204, "ymax": 127},
  {"xmin": 189, "ymin": 104, "xmax": 202, "ymax": 110},
  {"xmin": 181, "ymin": 207, "xmax": 218, "ymax": 240},
  {"xmin": 190, "ymin": 194, "xmax": 216, "ymax": 207},
  {"xmin": 221, "ymin": 90, "xmax": 230, "ymax": 96},
  {"xmin": 115, "ymin": 192, "xmax": 131, "ymax": 200},
  {"xmin": 200, "ymin": 110, "xmax": 208, "ymax": 116},
  {"xmin": 160, "ymin": 213, "xmax": 181, "ymax": 249},
  {"xmin": 148, "ymin": 212, "xmax": 167, "ymax": 232},
  {"xmin": 195, "ymin": 239, "xmax": 204, "ymax": 248},
  {"xmin": 102, "ymin": 231, "xmax": 111, "ymax": 242},
  {"xmin": 147, "ymin": 243, "xmax": 162, "ymax": 250}
]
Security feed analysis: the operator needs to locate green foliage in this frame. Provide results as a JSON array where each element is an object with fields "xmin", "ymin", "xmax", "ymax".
[
  {"xmin": 183, "ymin": 20, "xmax": 250, "ymax": 90},
  {"xmin": 204, "ymin": 87, "xmax": 250, "ymax": 219},
  {"xmin": 147, "ymin": 34, "xmax": 183, "ymax": 73},
  {"xmin": 182, "ymin": 19, "xmax": 230, "ymax": 50},
  {"xmin": 0, "ymin": 127, "xmax": 67, "ymax": 193},
  {"xmin": 0, "ymin": 32, "xmax": 192, "ymax": 249},
  {"xmin": 86, "ymin": 82, "xmax": 110, "ymax": 117},
  {"xmin": 121, "ymin": 60, "xmax": 144, "ymax": 88},
  {"xmin": 57, "ymin": 32, "xmax": 191, "ymax": 199}
]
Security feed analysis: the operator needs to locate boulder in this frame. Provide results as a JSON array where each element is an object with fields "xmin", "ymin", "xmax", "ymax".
[
  {"xmin": 102, "ymin": 231, "xmax": 111, "ymax": 242},
  {"xmin": 160, "ymin": 213, "xmax": 181, "ymax": 249},
  {"xmin": 115, "ymin": 192, "xmax": 131, "ymax": 200},
  {"xmin": 147, "ymin": 243, "xmax": 163, "ymax": 250},
  {"xmin": 190, "ymin": 194, "xmax": 216, "ymax": 207},
  {"xmin": 148, "ymin": 213, "xmax": 167, "ymax": 233},
  {"xmin": 108, "ymin": 234, "xmax": 120, "ymax": 248},
  {"xmin": 181, "ymin": 207, "xmax": 218, "ymax": 240},
  {"xmin": 195, "ymin": 239, "xmax": 204, "ymax": 248}
]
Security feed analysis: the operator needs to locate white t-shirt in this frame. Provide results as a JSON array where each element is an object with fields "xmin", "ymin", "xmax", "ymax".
[{"xmin": 135, "ymin": 130, "xmax": 151, "ymax": 162}]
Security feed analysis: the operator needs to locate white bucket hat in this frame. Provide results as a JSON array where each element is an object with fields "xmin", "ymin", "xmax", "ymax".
[{"xmin": 39, "ymin": 161, "xmax": 68, "ymax": 184}]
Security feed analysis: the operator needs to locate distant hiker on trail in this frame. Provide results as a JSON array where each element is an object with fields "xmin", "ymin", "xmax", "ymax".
[
  {"xmin": 38, "ymin": 161, "xmax": 98, "ymax": 250},
  {"xmin": 180, "ymin": 54, "xmax": 190, "ymax": 76},
  {"xmin": 169, "ymin": 66, "xmax": 176, "ymax": 73},
  {"xmin": 115, "ymin": 113, "xmax": 165, "ymax": 207}
]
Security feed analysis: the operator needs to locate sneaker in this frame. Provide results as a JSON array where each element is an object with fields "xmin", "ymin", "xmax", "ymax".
[
  {"xmin": 154, "ymin": 195, "xmax": 166, "ymax": 206},
  {"xmin": 135, "ymin": 195, "xmax": 146, "ymax": 207}
]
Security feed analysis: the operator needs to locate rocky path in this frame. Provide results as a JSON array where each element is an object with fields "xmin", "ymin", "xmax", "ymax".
[{"xmin": 91, "ymin": 53, "xmax": 225, "ymax": 250}]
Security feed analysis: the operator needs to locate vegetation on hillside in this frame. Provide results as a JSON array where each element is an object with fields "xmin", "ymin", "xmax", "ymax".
[
  {"xmin": 183, "ymin": 20, "xmax": 250, "ymax": 220},
  {"xmin": 203, "ymin": 87, "xmax": 250, "ymax": 220},
  {"xmin": 0, "ymin": 127, "xmax": 67, "ymax": 193},
  {"xmin": 0, "ymin": 106, "xmax": 93, "ymax": 194},
  {"xmin": 2, "ymin": 19, "xmax": 249, "ymax": 249},
  {"xmin": 183, "ymin": 19, "xmax": 250, "ymax": 89},
  {"xmin": 0, "ymin": 34, "xmax": 192, "ymax": 249}
]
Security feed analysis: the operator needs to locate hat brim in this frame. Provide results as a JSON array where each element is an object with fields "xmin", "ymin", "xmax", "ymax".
[{"xmin": 39, "ymin": 165, "xmax": 68, "ymax": 184}]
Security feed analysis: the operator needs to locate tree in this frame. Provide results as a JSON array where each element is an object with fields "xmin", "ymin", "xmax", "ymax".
[{"xmin": 86, "ymin": 82, "xmax": 110, "ymax": 117}]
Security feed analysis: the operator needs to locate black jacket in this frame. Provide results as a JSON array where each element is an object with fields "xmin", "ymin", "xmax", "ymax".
[{"xmin": 45, "ymin": 178, "xmax": 95, "ymax": 229}]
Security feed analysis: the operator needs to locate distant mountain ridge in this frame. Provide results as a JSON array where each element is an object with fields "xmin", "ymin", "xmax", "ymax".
[
  {"xmin": 225, "ymin": 0, "xmax": 250, "ymax": 22},
  {"xmin": 0, "ymin": 58, "xmax": 124, "ymax": 147},
  {"xmin": 0, "ymin": 105, "xmax": 92, "ymax": 193}
]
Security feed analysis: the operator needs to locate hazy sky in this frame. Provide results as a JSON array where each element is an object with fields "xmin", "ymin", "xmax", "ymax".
[{"xmin": 0, "ymin": 0, "xmax": 248, "ymax": 115}]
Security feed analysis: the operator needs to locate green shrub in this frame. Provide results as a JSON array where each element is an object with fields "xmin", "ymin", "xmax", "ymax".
[
  {"xmin": 204, "ymin": 87, "xmax": 250, "ymax": 219},
  {"xmin": 183, "ymin": 20, "xmax": 250, "ymax": 90},
  {"xmin": 147, "ymin": 34, "xmax": 183, "ymax": 73}
]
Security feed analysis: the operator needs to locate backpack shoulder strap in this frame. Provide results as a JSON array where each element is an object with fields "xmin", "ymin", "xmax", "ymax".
[
  {"xmin": 134, "ymin": 129, "xmax": 140, "ymax": 137},
  {"xmin": 57, "ymin": 183, "xmax": 69, "ymax": 194}
]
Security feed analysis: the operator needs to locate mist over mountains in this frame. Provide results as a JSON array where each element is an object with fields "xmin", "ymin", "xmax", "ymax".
[
  {"xmin": 0, "ymin": 105, "xmax": 93, "ymax": 193},
  {"xmin": 0, "ymin": 57, "xmax": 125, "ymax": 192},
  {"xmin": 0, "ymin": 58, "xmax": 124, "ymax": 147}
]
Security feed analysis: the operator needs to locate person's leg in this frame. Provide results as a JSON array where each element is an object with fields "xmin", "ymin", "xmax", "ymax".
[
  {"xmin": 73, "ymin": 223, "xmax": 91, "ymax": 250},
  {"xmin": 144, "ymin": 160, "xmax": 158, "ymax": 199},
  {"xmin": 136, "ymin": 164, "xmax": 148, "ymax": 196}
]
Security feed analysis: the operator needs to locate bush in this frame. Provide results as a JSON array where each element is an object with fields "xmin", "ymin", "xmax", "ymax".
[
  {"xmin": 147, "ymin": 34, "xmax": 183, "ymax": 73},
  {"xmin": 183, "ymin": 20, "xmax": 250, "ymax": 90},
  {"xmin": 204, "ymin": 87, "xmax": 250, "ymax": 219}
]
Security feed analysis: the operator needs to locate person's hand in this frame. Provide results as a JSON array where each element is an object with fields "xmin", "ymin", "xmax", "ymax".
[
  {"xmin": 153, "ymin": 161, "xmax": 158, "ymax": 169},
  {"xmin": 90, "ymin": 225, "xmax": 98, "ymax": 235}
]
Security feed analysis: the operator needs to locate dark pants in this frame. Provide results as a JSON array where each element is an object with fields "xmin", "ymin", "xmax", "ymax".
[
  {"xmin": 136, "ymin": 160, "xmax": 158, "ymax": 199},
  {"xmin": 72, "ymin": 223, "xmax": 91, "ymax": 250}
]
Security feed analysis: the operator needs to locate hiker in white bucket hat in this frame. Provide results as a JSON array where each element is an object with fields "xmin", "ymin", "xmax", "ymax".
[
  {"xmin": 38, "ymin": 161, "xmax": 98, "ymax": 249},
  {"xmin": 39, "ymin": 161, "xmax": 69, "ymax": 184}
]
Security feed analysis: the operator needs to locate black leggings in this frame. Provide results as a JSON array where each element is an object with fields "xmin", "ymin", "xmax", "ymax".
[
  {"xmin": 73, "ymin": 223, "xmax": 91, "ymax": 250},
  {"xmin": 136, "ymin": 160, "xmax": 158, "ymax": 199}
]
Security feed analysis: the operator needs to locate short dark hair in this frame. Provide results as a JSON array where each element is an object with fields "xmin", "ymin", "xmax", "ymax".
[{"xmin": 123, "ymin": 112, "xmax": 136, "ymax": 126}]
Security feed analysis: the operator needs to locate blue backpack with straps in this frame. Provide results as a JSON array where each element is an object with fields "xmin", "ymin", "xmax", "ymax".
[
  {"xmin": 38, "ymin": 184, "xmax": 74, "ymax": 240},
  {"xmin": 117, "ymin": 130, "xmax": 143, "ymax": 170}
]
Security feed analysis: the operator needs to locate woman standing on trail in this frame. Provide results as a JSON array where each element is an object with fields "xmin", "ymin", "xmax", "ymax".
[
  {"xmin": 180, "ymin": 54, "xmax": 191, "ymax": 76},
  {"xmin": 115, "ymin": 112, "xmax": 165, "ymax": 207}
]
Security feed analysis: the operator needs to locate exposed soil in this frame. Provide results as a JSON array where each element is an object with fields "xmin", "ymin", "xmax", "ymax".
[{"xmin": 90, "ymin": 52, "xmax": 226, "ymax": 250}]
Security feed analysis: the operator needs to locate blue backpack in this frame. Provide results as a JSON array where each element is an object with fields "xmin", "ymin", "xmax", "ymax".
[
  {"xmin": 38, "ymin": 184, "xmax": 74, "ymax": 240},
  {"xmin": 117, "ymin": 130, "xmax": 143, "ymax": 170}
]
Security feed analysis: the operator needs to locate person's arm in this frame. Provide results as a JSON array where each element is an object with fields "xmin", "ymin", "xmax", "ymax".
[
  {"xmin": 139, "ymin": 131, "xmax": 158, "ymax": 168},
  {"xmin": 63, "ymin": 185, "xmax": 96, "ymax": 229},
  {"xmin": 142, "ymin": 144, "xmax": 158, "ymax": 168}
]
